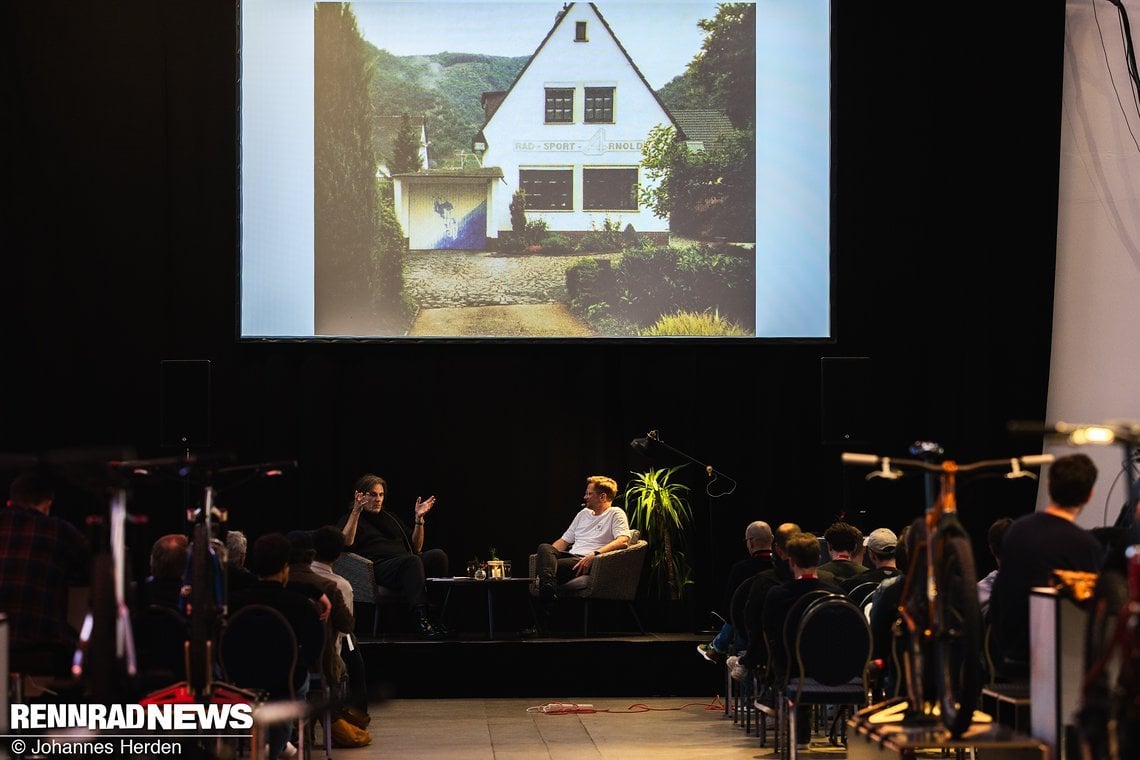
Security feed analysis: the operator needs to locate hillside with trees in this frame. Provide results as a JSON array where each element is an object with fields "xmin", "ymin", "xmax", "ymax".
[{"xmin": 366, "ymin": 46, "xmax": 527, "ymax": 169}]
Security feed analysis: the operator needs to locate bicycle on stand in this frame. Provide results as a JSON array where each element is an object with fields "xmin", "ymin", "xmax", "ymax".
[{"xmin": 841, "ymin": 448, "xmax": 1053, "ymax": 737}]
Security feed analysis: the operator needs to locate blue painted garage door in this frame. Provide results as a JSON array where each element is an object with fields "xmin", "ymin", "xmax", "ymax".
[{"xmin": 409, "ymin": 183, "xmax": 486, "ymax": 250}]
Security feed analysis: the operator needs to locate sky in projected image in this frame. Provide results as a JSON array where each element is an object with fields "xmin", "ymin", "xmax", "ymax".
[{"xmin": 239, "ymin": 0, "xmax": 829, "ymax": 340}]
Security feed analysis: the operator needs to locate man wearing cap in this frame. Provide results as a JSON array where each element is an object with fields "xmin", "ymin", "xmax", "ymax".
[{"xmin": 841, "ymin": 527, "xmax": 900, "ymax": 598}]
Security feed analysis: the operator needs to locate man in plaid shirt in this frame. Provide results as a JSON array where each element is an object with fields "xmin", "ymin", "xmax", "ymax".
[{"xmin": 0, "ymin": 471, "xmax": 90, "ymax": 674}]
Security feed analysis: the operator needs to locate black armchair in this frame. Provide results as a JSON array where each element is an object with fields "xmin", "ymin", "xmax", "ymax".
[{"xmin": 528, "ymin": 531, "xmax": 649, "ymax": 635}]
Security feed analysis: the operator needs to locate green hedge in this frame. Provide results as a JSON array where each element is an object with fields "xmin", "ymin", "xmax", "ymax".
[{"xmin": 567, "ymin": 244, "xmax": 755, "ymax": 333}]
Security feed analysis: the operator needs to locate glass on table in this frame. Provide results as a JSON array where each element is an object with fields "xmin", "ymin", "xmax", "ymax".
[{"xmin": 504, "ymin": 559, "xmax": 512, "ymax": 578}]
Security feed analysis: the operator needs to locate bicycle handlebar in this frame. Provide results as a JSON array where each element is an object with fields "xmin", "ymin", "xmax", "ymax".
[{"xmin": 841, "ymin": 451, "xmax": 1054, "ymax": 474}]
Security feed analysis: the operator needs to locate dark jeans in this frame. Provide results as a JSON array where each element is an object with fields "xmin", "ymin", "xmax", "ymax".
[
  {"xmin": 371, "ymin": 548, "xmax": 449, "ymax": 609},
  {"xmin": 534, "ymin": 543, "xmax": 580, "ymax": 590},
  {"xmin": 267, "ymin": 676, "xmax": 310, "ymax": 759}
]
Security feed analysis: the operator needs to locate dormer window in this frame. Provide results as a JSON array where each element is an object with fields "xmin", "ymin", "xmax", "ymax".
[{"xmin": 575, "ymin": 21, "xmax": 587, "ymax": 42}]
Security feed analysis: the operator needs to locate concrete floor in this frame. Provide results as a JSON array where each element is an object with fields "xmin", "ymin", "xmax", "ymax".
[{"xmin": 320, "ymin": 697, "xmax": 849, "ymax": 759}]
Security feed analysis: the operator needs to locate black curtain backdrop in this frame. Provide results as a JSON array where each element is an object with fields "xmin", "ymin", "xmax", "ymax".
[{"xmin": 1, "ymin": 2, "xmax": 1065, "ymax": 620}]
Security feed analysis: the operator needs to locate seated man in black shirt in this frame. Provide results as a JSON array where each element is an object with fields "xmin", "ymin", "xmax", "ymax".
[
  {"xmin": 990, "ymin": 453, "xmax": 1105, "ymax": 677},
  {"xmin": 338, "ymin": 473, "xmax": 448, "ymax": 639},
  {"xmin": 818, "ymin": 521, "xmax": 868, "ymax": 581},
  {"xmin": 761, "ymin": 531, "xmax": 842, "ymax": 746}
]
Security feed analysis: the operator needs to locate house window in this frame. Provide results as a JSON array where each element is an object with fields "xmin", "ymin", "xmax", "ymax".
[
  {"xmin": 584, "ymin": 87, "xmax": 614, "ymax": 124},
  {"xmin": 583, "ymin": 168, "xmax": 637, "ymax": 211},
  {"xmin": 545, "ymin": 88, "xmax": 574, "ymax": 123},
  {"xmin": 520, "ymin": 169, "xmax": 573, "ymax": 210},
  {"xmin": 575, "ymin": 21, "xmax": 587, "ymax": 41}
]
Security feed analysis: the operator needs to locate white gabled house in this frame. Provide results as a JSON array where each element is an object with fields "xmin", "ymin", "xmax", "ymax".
[{"xmin": 393, "ymin": 2, "xmax": 676, "ymax": 250}]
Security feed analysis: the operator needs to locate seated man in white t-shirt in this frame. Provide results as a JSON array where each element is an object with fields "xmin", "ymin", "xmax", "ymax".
[{"xmin": 529, "ymin": 475, "xmax": 631, "ymax": 632}]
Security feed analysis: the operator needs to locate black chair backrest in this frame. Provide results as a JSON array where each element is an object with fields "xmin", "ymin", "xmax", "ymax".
[
  {"xmin": 781, "ymin": 590, "xmax": 841, "ymax": 669},
  {"xmin": 132, "ymin": 604, "xmax": 189, "ymax": 682},
  {"xmin": 729, "ymin": 575, "xmax": 758, "ymax": 637},
  {"xmin": 847, "ymin": 581, "xmax": 880, "ymax": 609},
  {"xmin": 794, "ymin": 595, "xmax": 872, "ymax": 687},
  {"xmin": 220, "ymin": 604, "xmax": 298, "ymax": 699}
]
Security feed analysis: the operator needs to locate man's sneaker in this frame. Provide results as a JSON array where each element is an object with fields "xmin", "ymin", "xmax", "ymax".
[
  {"xmin": 696, "ymin": 643, "xmax": 724, "ymax": 664},
  {"xmin": 278, "ymin": 741, "xmax": 298, "ymax": 758},
  {"xmin": 726, "ymin": 655, "xmax": 749, "ymax": 682}
]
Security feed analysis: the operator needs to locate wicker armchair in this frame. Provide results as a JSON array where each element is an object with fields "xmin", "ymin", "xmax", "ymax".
[
  {"xmin": 528, "ymin": 531, "xmax": 648, "ymax": 636},
  {"xmin": 331, "ymin": 551, "xmax": 406, "ymax": 637}
]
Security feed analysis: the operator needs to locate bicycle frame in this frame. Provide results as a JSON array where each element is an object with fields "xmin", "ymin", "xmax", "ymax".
[{"xmin": 842, "ymin": 450, "xmax": 1052, "ymax": 735}]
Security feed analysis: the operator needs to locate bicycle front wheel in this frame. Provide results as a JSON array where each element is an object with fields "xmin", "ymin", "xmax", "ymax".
[{"xmin": 933, "ymin": 533, "xmax": 982, "ymax": 737}]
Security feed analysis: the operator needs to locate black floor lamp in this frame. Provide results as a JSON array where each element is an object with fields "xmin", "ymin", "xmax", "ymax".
[{"xmin": 629, "ymin": 430, "xmax": 737, "ymax": 498}]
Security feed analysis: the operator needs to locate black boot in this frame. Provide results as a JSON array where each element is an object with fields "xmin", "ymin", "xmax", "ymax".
[
  {"xmin": 428, "ymin": 603, "xmax": 450, "ymax": 636},
  {"xmin": 521, "ymin": 605, "xmax": 551, "ymax": 638},
  {"xmin": 414, "ymin": 606, "xmax": 445, "ymax": 640}
]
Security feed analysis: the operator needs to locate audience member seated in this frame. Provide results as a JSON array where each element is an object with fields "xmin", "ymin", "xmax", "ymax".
[
  {"xmin": 976, "ymin": 517, "xmax": 1012, "ymax": 621},
  {"xmin": 698, "ymin": 520, "xmax": 774, "ymax": 664},
  {"xmin": 225, "ymin": 529, "xmax": 257, "ymax": 594},
  {"xmin": 229, "ymin": 533, "xmax": 325, "ymax": 760},
  {"xmin": 288, "ymin": 531, "xmax": 352, "ymax": 664},
  {"xmin": 286, "ymin": 529, "xmax": 369, "ymax": 748},
  {"xmin": 990, "ymin": 454, "xmax": 1104, "ymax": 678},
  {"xmin": 311, "ymin": 525, "xmax": 372, "ymax": 732},
  {"xmin": 0, "ymin": 471, "xmax": 91, "ymax": 677},
  {"xmin": 338, "ymin": 473, "xmax": 448, "ymax": 639},
  {"xmin": 140, "ymin": 533, "xmax": 188, "ymax": 610},
  {"xmin": 866, "ymin": 525, "xmax": 912, "ymax": 697},
  {"xmin": 818, "ymin": 521, "xmax": 868, "ymax": 581},
  {"xmin": 760, "ymin": 531, "xmax": 842, "ymax": 746},
  {"xmin": 841, "ymin": 528, "xmax": 900, "ymax": 600},
  {"xmin": 733, "ymin": 522, "xmax": 800, "ymax": 680}
]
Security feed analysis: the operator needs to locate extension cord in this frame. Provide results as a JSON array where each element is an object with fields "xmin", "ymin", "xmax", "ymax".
[{"xmin": 542, "ymin": 703, "xmax": 593, "ymax": 713}]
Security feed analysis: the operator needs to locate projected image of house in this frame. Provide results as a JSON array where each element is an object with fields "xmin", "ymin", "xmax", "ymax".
[{"xmin": 393, "ymin": 2, "xmax": 674, "ymax": 250}]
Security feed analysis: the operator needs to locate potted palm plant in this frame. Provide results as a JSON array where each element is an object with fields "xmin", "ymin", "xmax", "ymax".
[{"xmin": 623, "ymin": 465, "xmax": 694, "ymax": 601}]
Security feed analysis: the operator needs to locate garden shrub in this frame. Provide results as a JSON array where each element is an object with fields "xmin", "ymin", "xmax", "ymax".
[
  {"xmin": 613, "ymin": 245, "xmax": 755, "ymax": 330},
  {"xmin": 523, "ymin": 219, "xmax": 548, "ymax": 249},
  {"xmin": 638, "ymin": 310, "xmax": 751, "ymax": 337},
  {"xmin": 540, "ymin": 233, "xmax": 575, "ymax": 254}
]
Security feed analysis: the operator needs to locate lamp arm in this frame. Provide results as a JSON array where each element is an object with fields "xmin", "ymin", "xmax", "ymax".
[
  {"xmin": 646, "ymin": 432, "xmax": 737, "ymax": 497},
  {"xmin": 653, "ymin": 439, "xmax": 713, "ymax": 477}
]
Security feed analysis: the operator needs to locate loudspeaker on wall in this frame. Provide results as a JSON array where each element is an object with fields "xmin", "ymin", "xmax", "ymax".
[
  {"xmin": 820, "ymin": 356, "xmax": 871, "ymax": 444},
  {"xmin": 159, "ymin": 359, "xmax": 211, "ymax": 448}
]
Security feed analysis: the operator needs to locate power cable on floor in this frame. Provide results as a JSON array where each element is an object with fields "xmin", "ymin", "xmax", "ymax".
[{"xmin": 527, "ymin": 697, "xmax": 724, "ymax": 715}]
